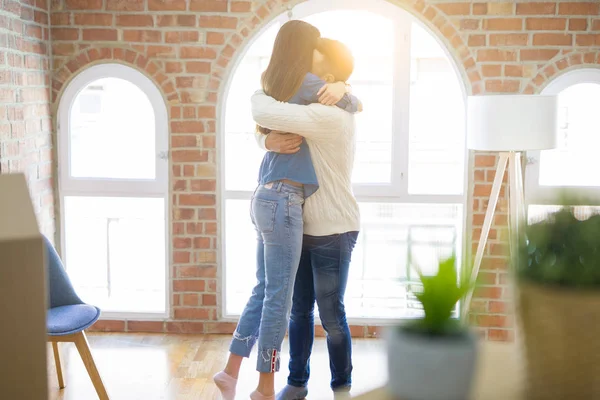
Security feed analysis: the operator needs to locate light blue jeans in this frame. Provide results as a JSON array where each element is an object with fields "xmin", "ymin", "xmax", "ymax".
[{"xmin": 230, "ymin": 181, "xmax": 305, "ymax": 373}]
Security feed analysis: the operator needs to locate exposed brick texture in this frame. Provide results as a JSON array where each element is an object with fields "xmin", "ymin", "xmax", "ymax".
[
  {"xmin": 2, "ymin": 0, "xmax": 598, "ymax": 339},
  {"xmin": 0, "ymin": 0, "xmax": 55, "ymax": 239}
]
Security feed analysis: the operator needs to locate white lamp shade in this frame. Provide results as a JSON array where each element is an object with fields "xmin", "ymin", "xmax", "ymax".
[{"xmin": 467, "ymin": 95, "xmax": 558, "ymax": 151}]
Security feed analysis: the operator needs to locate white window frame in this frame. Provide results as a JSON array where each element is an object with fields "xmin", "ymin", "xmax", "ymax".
[
  {"xmin": 57, "ymin": 63, "xmax": 170, "ymax": 319},
  {"xmin": 525, "ymin": 68, "xmax": 600, "ymax": 206},
  {"xmin": 218, "ymin": 0, "xmax": 469, "ymax": 323}
]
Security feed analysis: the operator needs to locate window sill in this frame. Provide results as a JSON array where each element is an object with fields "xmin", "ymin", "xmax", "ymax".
[{"xmin": 99, "ymin": 311, "xmax": 169, "ymax": 321}]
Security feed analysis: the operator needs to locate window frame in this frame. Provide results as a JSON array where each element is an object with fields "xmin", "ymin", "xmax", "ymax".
[
  {"xmin": 57, "ymin": 63, "xmax": 170, "ymax": 320},
  {"xmin": 218, "ymin": 0, "xmax": 469, "ymax": 322},
  {"xmin": 525, "ymin": 68, "xmax": 600, "ymax": 206},
  {"xmin": 58, "ymin": 63, "xmax": 169, "ymax": 195}
]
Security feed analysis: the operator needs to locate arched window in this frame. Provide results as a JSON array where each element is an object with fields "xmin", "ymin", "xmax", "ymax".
[
  {"xmin": 58, "ymin": 63, "xmax": 169, "ymax": 317},
  {"xmin": 526, "ymin": 68, "xmax": 600, "ymax": 220},
  {"xmin": 221, "ymin": 0, "xmax": 467, "ymax": 319}
]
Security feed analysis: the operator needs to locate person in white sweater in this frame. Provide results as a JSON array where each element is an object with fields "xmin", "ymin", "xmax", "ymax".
[{"xmin": 251, "ymin": 58, "xmax": 361, "ymax": 399}]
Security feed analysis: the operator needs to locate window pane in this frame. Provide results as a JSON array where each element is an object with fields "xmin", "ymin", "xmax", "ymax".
[
  {"xmin": 224, "ymin": 199, "xmax": 256, "ymax": 315},
  {"xmin": 539, "ymin": 83, "xmax": 600, "ymax": 187},
  {"xmin": 70, "ymin": 78, "xmax": 156, "ymax": 180},
  {"xmin": 224, "ymin": 198, "xmax": 463, "ymax": 319},
  {"xmin": 304, "ymin": 11, "xmax": 395, "ymax": 184},
  {"xmin": 352, "ymin": 83, "xmax": 393, "ymax": 183},
  {"xmin": 64, "ymin": 196, "xmax": 166, "ymax": 313},
  {"xmin": 348, "ymin": 203, "xmax": 462, "ymax": 319},
  {"xmin": 408, "ymin": 23, "xmax": 465, "ymax": 195}
]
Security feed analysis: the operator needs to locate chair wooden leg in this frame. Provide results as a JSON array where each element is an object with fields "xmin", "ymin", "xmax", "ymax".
[
  {"xmin": 52, "ymin": 342, "xmax": 65, "ymax": 389},
  {"xmin": 73, "ymin": 331, "xmax": 109, "ymax": 400}
]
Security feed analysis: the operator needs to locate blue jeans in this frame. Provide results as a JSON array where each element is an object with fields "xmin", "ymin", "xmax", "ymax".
[
  {"xmin": 230, "ymin": 181, "xmax": 304, "ymax": 373},
  {"xmin": 287, "ymin": 231, "xmax": 359, "ymax": 391}
]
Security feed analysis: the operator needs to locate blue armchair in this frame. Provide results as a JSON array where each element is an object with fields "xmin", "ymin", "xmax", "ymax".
[{"xmin": 45, "ymin": 235, "xmax": 109, "ymax": 399}]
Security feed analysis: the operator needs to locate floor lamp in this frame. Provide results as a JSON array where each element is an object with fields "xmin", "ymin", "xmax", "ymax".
[{"xmin": 461, "ymin": 95, "xmax": 558, "ymax": 318}]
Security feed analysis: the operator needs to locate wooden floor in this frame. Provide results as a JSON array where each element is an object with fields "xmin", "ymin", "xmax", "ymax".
[{"xmin": 47, "ymin": 333, "xmax": 387, "ymax": 400}]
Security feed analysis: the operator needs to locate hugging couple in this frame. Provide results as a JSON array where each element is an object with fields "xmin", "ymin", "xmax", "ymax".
[{"xmin": 214, "ymin": 19, "xmax": 364, "ymax": 400}]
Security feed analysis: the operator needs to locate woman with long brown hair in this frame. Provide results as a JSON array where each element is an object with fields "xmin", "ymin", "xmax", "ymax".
[{"xmin": 213, "ymin": 20, "xmax": 359, "ymax": 400}]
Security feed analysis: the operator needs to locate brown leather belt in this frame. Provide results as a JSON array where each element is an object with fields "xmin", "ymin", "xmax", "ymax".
[
  {"xmin": 281, "ymin": 179, "xmax": 303, "ymax": 187},
  {"xmin": 264, "ymin": 179, "xmax": 303, "ymax": 188}
]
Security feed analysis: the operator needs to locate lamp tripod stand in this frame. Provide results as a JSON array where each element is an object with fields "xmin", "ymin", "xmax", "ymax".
[{"xmin": 462, "ymin": 151, "xmax": 526, "ymax": 318}]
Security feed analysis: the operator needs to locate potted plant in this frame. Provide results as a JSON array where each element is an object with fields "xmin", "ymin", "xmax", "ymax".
[
  {"xmin": 386, "ymin": 255, "xmax": 477, "ymax": 400},
  {"xmin": 516, "ymin": 205, "xmax": 600, "ymax": 400}
]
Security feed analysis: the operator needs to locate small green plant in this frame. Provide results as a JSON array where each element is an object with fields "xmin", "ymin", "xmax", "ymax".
[
  {"xmin": 403, "ymin": 255, "xmax": 473, "ymax": 337},
  {"xmin": 518, "ymin": 205, "xmax": 600, "ymax": 288}
]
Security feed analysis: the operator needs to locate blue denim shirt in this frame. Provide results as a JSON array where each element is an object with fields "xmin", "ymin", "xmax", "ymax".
[{"xmin": 257, "ymin": 73, "xmax": 360, "ymax": 198}]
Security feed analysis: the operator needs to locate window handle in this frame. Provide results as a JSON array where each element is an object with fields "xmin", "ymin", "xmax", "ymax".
[
  {"xmin": 157, "ymin": 151, "xmax": 169, "ymax": 160},
  {"xmin": 526, "ymin": 157, "xmax": 537, "ymax": 165}
]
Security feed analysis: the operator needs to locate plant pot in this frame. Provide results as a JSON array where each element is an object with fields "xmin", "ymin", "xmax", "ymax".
[
  {"xmin": 517, "ymin": 282, "xmax": 600, "ymax": 400},
  {"xmin": 385, "ymin": 327, "xmax": 478, "ymax": 400}
]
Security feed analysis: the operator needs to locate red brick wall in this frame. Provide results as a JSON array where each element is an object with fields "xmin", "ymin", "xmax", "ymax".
[
  {"xmin": 47, "ymin": 0, "xmax": 600, "ymax": 340},
  {"xmin": 1, "ymin": 0, "xmax": 54, "ymax": 238}
]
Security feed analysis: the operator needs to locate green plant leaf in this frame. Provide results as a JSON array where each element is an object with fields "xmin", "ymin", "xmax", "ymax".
[{"xmin": 409, "ymin": 254, "xmax": 473, "ymax": 335}]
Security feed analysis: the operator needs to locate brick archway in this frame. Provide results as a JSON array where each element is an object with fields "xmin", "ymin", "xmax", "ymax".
[
  {"xmin": 210, "ymin": 0, "xmax": 482, "ymax": 103},
  {"xmin": 52, "ymin": 46, "xmax": 180, "ymax": 106},
  {"xmin": 524, "ymin": 51, "xmax": 600, "ymax": 94}
]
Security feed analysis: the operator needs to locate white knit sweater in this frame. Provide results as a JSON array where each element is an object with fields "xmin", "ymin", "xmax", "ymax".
[{"xmin": 251, "ymin": 90, "xmax": 360, "ymax": 237}]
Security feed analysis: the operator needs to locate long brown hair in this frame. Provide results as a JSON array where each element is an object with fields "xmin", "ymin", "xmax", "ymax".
[
  {"xmin": 262, "ymin": 20, "xmax": 321, "ymax": 102},
  {"xmin": 257, "ymin": 20, "xmax": 320, "ymax": 135}
]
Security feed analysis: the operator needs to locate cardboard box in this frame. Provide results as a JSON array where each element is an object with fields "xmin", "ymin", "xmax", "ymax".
[{"xmin": 0, "ymin": 173, "xmax": 48, "ymax": 399}]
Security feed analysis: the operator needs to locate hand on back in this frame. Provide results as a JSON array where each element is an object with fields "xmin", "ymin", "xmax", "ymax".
[{"xmin": 265, "ymin": 131, "xmax": 303, "ymax": 154}]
